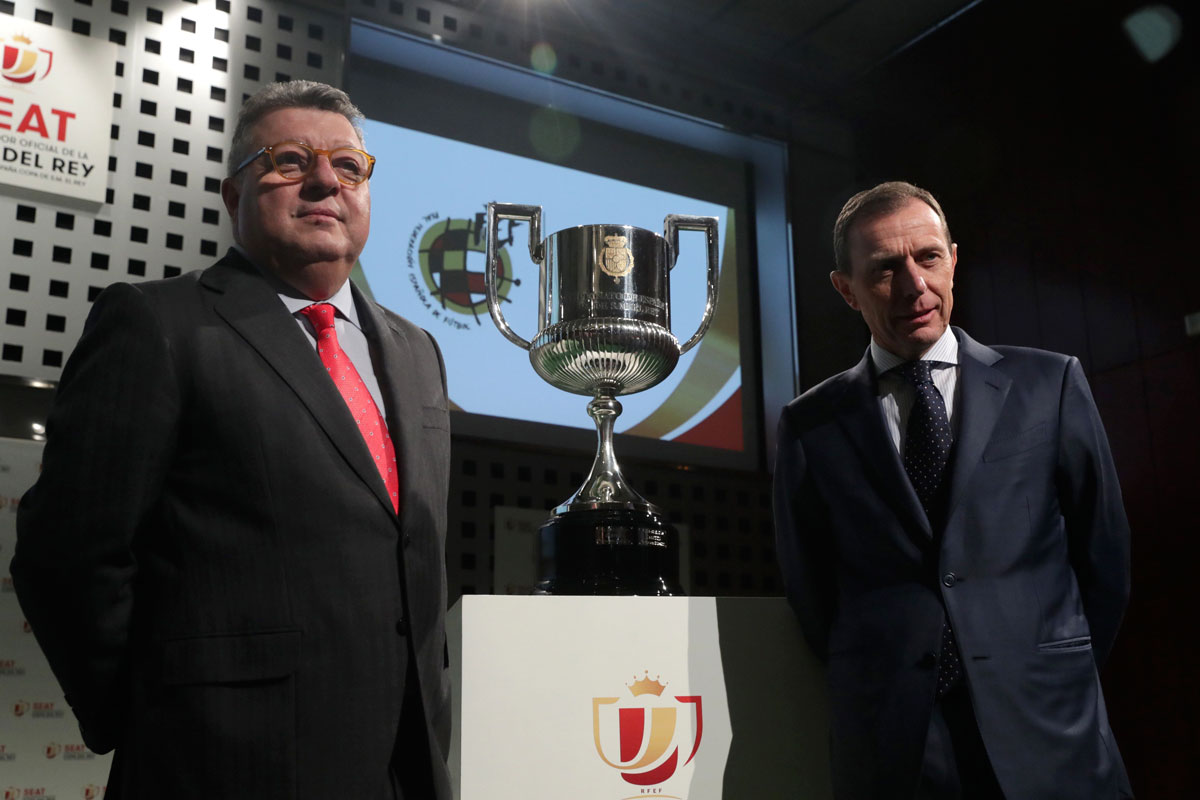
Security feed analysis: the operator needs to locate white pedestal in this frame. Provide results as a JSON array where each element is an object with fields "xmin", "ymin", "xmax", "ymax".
[{"xmin": 447, "ymin": 595, "xmax": 831, "ymax": 799}]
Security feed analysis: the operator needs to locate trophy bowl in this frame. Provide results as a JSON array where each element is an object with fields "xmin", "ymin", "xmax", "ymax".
[
  {"xmin": 528, "ymin": 318, "xmax": 680, "ymax": 396},
  {"xmin": 485, "ymin": 203, "xmax": 719, "ymax": 595}
]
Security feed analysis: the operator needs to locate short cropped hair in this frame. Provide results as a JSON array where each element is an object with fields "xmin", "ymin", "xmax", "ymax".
[
  {"xmin": 832, "ymin": 181, "xmax": 952, "ymax": 274},
  {"xmin": 227, "ymin": 80, "xmax": 365, "ymax": 177}
]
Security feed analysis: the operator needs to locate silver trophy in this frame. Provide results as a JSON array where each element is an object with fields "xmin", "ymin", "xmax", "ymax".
[{"xmin": 485, "ymin": 202, "xmax": 718, "ymax": 594}]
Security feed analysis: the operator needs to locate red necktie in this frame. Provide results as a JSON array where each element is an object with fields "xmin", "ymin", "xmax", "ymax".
[{"xmin": 301, "ymin": 303, "xmax": 399, "ymax": 513}]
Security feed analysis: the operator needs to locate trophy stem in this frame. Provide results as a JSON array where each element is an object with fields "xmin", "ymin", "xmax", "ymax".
[
  {"xmin": 535, "ymin": 383, "xmax": 683, "ymax": 596},
  {"xmin": 556, "ymin": 386, "xmax": 653, "ymax": 513}
]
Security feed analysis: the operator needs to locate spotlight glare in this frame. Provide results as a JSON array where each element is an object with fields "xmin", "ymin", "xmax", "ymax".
[{"xmin": 1123, "ymin": 4, "xmax": 1183, "ymax": 63}]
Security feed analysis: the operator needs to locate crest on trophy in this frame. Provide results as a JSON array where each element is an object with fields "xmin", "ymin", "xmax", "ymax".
[{"xmin": 600, "ymin": 234, "xmax": 634, "ymax": 279}]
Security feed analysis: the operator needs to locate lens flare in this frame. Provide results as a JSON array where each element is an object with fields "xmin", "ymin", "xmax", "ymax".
[
  {"xmin": 528, "ymin": 106, "xmax": 581, "ymax": 162},
  {"xmin": 530, "ymin": 42, "xmax": 557, "ymax": 74}
]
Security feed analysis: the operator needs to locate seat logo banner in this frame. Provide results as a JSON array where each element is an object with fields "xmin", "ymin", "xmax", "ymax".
[{"xmin": 0, "ymin": 19, "xmax": 116, "ymax": 205}]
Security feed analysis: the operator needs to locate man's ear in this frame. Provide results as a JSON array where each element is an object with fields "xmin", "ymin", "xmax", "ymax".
[
  {"xmin": 220, "ymin": 176, "xmax": 240, "ymax": 220},
  {"xmin": 830, "ymin": 269, "xmax": 860, "ymax": 310}
]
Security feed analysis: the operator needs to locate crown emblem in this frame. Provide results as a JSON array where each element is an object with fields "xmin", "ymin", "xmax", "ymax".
[
  {"xmin": 626, "ymin": 670, "xmax": 668, "ymax": 697},
  {"xmin": 600, "ymin": 233, "xmax": 634, "ymax": 278},
  {"xmin": 2, "ymin": 33, "xmax": 54, "ymax": 84}
]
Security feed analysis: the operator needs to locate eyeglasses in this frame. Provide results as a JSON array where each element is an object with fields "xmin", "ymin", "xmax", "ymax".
[{"xmin": 233, "ymin": 141, "xmax": 376, "ymax": 185}]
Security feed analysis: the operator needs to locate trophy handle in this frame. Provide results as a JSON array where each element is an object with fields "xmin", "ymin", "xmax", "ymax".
[
  {"xmin": 664, "ymin": 215, "xmax": 719, "ymax": 355},
  {"xmin": 486, "ymin": 202, "xmax": 543, "ymax": 350}
]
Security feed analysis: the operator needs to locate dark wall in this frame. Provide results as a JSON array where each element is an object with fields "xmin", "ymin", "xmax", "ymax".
[{"xmin": 789, "ymin": 0, "xmax": 1198, "ymax": 793}]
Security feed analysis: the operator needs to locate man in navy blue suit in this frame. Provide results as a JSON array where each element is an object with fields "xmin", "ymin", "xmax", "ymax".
[{"xmin": 774, "ymin": 181, "xmax": 1132, "ymax": 799}]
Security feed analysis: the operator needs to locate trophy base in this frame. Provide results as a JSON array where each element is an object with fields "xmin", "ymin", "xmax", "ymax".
[{"xmin": 533, "ymin": 507, "xmax": 685, "ymax": 596}]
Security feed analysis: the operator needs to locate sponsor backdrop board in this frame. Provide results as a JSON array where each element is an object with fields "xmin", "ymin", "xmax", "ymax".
[
  {"xmin": 0, "ymin": 438, "xmax": 112, "ymax": 798},
  {"xmin": 0, "ymin": 18, "xmax": 116, "ymax": 206},
  {"xmin": 449, "ymin": 595, "xmax": 831, "ymax": 799}
]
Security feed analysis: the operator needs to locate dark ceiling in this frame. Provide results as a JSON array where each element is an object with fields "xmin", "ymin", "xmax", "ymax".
[
  {"xmin": 319, "ymin": 0, "xmax": 987, "ymax": 139},
  {"xmin": 321, "ymin": 0, "xmax": 1191, "ymax": 149},
  {"xmin": 443, "ymin": 0, "xmax": 980, "ymax": 102}
]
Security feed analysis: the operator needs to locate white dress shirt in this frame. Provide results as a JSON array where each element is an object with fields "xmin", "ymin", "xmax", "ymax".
[
  {"xmin": 870, "ymin": 326, "xmax": 960, "ymax": 456},
  {"xmin": 235, "ymin": 245, "xmax": 387, "ymax": 415}
]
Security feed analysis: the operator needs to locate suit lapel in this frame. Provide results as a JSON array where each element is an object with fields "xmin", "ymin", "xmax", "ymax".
[
  {"xmin": 353, "ymin": 283, "xmax": 419, "ymax": 521},
  {"xmin": 834, "ymin": 350, "xmax": 932, "ymax": 538},
  {"xmin": 201, "ymin": 252, "xmax": 391, "ymax": 512},
  {"xmin": 944, "ymin": 328, "xmax": 1011, "ymax": 525}
]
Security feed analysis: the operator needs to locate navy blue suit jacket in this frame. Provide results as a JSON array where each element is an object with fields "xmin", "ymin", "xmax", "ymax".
[
  {"xmin": 774, "ymin": 327, "xmax": 1131, "ymax": 799},
  {"xmin": 13, "ymin": 250, "xmax": 453, "ymax": 799}
]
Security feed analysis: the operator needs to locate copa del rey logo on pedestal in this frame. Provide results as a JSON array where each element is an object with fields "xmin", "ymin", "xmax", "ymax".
[
  {"xmin": 593, "ymin": 671, "xmax": 704, "ymax": 793},
  {"xmin": 458, "ymin": 596, "xmax": 731, "ymax": 800}
]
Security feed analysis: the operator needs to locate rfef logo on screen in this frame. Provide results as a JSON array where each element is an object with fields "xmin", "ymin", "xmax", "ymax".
[{"xmin": 403, "ymin": 209, "xmax": 521, "ymax": 330}]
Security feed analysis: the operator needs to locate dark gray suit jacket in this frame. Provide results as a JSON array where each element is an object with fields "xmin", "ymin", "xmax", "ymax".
[
  {"xmin": 774, "ymin": 327, "xmax": 1131, "ymax": 799},
  {"xmin": 13, "ymin": 250, "xmax": 453, "ymax": 799}
]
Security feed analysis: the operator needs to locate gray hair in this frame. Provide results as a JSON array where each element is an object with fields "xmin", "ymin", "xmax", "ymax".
[
  {"xmin": 227, "ymin": 80, "xmax": 365, "ymax": 177},
  {"xmin": 832, "ymin": 181, "xmax": 952, "ymax": 274}
]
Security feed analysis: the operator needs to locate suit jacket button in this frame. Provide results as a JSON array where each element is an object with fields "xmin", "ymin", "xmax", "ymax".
[
  {"xmin": 941, "ymin": 572, "xmax": 958, "ymax": 587},
  {"xmin": 403, "ymin": 533, "xmax": 412, "ymax": 548},
  {"xmin": 396, "ymin": 618, "xmax": 409, "ymax": 636},
  {"xmin": 919, "ymin": 652, "xmax": 938, "ymax": 668}
]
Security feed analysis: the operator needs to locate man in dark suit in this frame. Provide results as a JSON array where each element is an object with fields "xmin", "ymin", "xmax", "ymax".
[
  {"xmin": 12, "ymin": 81, "xmax": 452, "ymax": 799},
  {"xmin": 774, "ymin": 181, "xmax": 1131, "ymax": 799}
]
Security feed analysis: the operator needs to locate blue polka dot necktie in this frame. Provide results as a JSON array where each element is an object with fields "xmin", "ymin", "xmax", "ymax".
[{"xmin": 896, "ymin": 360, "xmax": 963, "ymax": 698}]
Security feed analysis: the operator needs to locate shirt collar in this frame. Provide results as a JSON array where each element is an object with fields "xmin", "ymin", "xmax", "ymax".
[
  {"xmin": 278, "ymin": 280, "xmax": 361, "ymax": 331},
  {"xmin": 871, "ymin": 325, "xmax": 959, "ymax": 376},
  {"xmin": 233, "ymin": 243, "xmax": 362, "ymax": 331}
]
